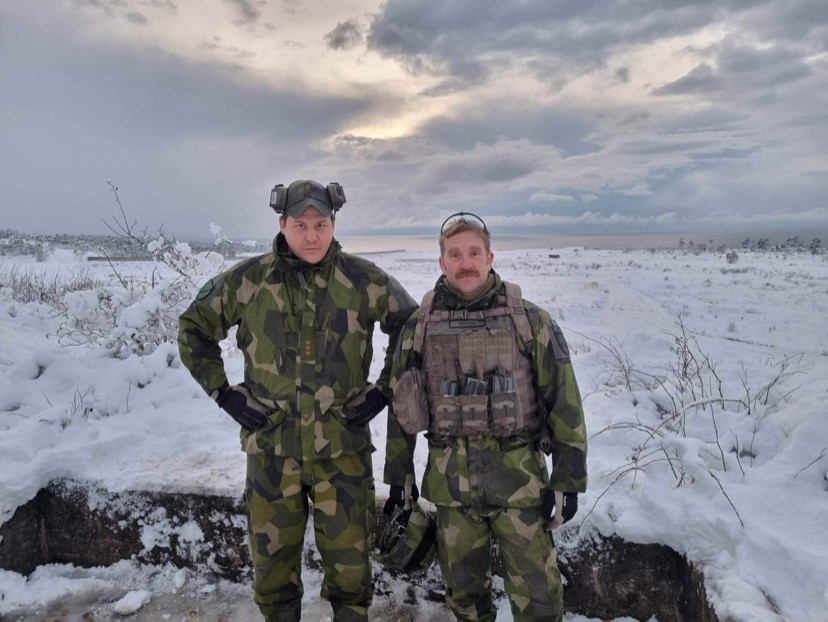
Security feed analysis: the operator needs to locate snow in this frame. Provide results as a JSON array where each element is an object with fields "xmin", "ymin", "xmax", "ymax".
[
  {"xmin": 112, "ymin": 589, "xmax": 152, "ymax": 615},
  {"xmin": 1, "ymin": 244, "xmax": 827, "ymax": 621}
]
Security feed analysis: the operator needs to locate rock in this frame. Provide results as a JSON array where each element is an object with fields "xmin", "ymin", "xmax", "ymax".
[{"xmin": 0, "ymin": 478, "xmax": 718, "ymax": 620}]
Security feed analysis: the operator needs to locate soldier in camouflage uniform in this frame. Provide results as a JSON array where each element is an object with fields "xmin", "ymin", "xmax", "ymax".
[
  {"xmin": 385, "ymin": 214, "xmax": 587, "ymax": 621},
  {"xmin": 178, "ymin": 179, "xmax": 417, "ymax": 622}
]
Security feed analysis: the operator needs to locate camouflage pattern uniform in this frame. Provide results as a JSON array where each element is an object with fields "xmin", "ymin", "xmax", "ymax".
[
  {"xmin": 179, "ymin": 233, "xmax": 416, "ymax": 621},
  {"xmin": 385, "ymin": 272, "xmax": 587, "ymax": 622}
]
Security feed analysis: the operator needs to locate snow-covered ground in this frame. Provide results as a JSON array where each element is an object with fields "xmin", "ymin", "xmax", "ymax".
[{"xmin": 1, "ymin": 243, "xmax": 826, "ymax": 621}]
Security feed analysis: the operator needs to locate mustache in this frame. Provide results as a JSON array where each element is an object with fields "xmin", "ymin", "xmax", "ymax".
[{"xmin": 455, "ymin": 268, "xmax": 480, "ymax": 278}]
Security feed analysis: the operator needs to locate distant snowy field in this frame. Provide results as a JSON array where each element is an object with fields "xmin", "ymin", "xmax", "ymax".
[{"xmin": 1, "ymin": 244, "xmax": 826, "ymax": 621}]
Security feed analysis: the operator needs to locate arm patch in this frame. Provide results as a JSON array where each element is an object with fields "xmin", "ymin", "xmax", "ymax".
[
  {"xmin": 550, "ymin": 321, "xmax": 571, "ymax": 363},
  {"xmin": 196, "ymin": 279, "xmax": 215, "ymax": 300},
  {"xmin": 196, "ymin": 274, "xmax": 226, "ymax": 303}
]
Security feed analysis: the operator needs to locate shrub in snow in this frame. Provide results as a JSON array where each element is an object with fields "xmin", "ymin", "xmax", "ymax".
[
  {"xmin": 56, "ymin": 242, "xmax": 218, "ymax": 357},
  {"xmin": 0, "ymin": 264, "xmax": 103, "ymax": 306},
  {"xmin": 588, "ymin": 312, "xmax": 803, "ymax": 527},
  {"xmin": 54, "ymin": 183, "xmax": 227, "ymax": 357}
]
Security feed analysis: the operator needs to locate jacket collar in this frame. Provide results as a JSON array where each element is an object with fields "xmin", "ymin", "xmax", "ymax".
[
  {"xmin": 433, "ymin": 270, "xmax": 502, "ymax": 311},
  {"xmin": 272, "ymin": 232, "xmax": 340, "ymax": 274}
]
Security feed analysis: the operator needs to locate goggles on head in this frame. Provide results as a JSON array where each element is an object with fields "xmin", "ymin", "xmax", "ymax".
[
  {"xmin": 269, "ymin": 180, "xmax": 346, "ymax": 215},
  {"xmin": 440, "ymin": 211, "xmax": 489, "ymax": 234}
]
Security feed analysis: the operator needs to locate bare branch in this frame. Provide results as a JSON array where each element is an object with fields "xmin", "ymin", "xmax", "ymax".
[
  {"xmin": 706, "ymin": 468, "xmax": 744, "ymax": 528},
  {"xmin": 793, "ymin": 448, "xmax": 827, "ymax": 479}
]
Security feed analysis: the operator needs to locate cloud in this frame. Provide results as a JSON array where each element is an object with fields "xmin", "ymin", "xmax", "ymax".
[
  {"xmin": 125, "ymin": 12, "xmax": 148, "ymax": 25},
  {"xmin": 654, "ymin": 40, "xmax": 813, "ymax": 100},
  {"xmin": 696, "ymin": 207, "xmax": 828, "ymax": 225},
  {"xmin": 654, "ymin": 63, "xmax": 719, "ymax": 96},
  {"xmin": 72, "ymin": 0, "xmax": 179, "ymax": 21},
  {"xmin": 529, "ymin": 193, "xmax": 576, "ymax": 203},
  {"xmin": 1, "ymin": 0, "xmax": 826, "ymax": 239},
  {"xmin": 223, "ymin": 0, "xmax": 261, "ymax": 25},
  {"xmin": 366, "ymin": 1, "xmax": 725, "ymax": 87},
  {"xmin": 325, "ymin": 19, "xmax": 364, "ymax": 50},
  {"xmin": 615, "ymin": 67, "xmax": 630, "ymax": 83},
  {"xmin": 0, "ymin": 3, "xmax": 373, "ymax": 238}
]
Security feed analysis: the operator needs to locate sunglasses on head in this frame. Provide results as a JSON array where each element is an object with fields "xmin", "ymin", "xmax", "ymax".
[{"xmin": 440, "ymin": 212, "xmax": 489, "ymax": 234}]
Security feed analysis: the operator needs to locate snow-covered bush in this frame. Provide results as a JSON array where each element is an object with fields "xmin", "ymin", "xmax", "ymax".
[
  {"xmin": 0, "ymin": 264, "xmax": 103, "ymax": 306},
  {"xmin": 56, "ymin": 241, "xmax": 220, "ymax": 357},
  {"xmin": 588, "ymin": 313, "xmax": 803, "ymax": 527},
  {"xmin": 54, "ymin": 183, "xmax": 228, "ymax": 357}
]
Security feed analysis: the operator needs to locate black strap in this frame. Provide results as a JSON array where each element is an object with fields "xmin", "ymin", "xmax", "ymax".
[{"xmin": 403, "ymin": 513, "xmax": 437, "ymax": 572}]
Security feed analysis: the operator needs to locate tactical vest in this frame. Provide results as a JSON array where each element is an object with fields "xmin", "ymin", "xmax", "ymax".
[{"xmin": 411, "ymin": 282, "xmax": 540, "ymax": 438}]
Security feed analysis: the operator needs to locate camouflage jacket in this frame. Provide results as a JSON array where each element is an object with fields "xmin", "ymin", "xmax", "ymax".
[
  {"xmin": 384, "ymin": 272, "xmax": 587, "ymax": 508},
  {"xmin": 179, "ymin": 234, "xmax": 417, "ymax": 460}
]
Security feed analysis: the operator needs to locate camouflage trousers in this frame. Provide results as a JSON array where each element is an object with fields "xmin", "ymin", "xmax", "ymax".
[
  {"xmin": 245, "ymin": 451, "xmax": 375, "ymax": 622},
  {"xmin": 435, "ymin": 505, "xmax": 563, "ymax": 622}
]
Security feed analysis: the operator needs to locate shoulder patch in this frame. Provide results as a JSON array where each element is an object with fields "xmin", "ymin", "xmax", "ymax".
[
  {"xmin": 196, "ymin": 279, "xmax": 215, "ymax": 301},
  {"xmin": 550, "ymin": 321, "xmax": 571, "ymax": 363}
]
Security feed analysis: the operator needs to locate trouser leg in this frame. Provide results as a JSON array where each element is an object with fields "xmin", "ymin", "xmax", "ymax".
[
  {"xmin": 435, "ymin": 505, "xmax": 497, "ymax": 622},
  {"xmin": 246, "ymin": 454, "xmax": 308, "ymax": 622},
  {"xmin": 310, "ymin": 450, "xmax": 375, "ymax": 622},
  {"xmin": 492, "ymin": 507, "xmax": 563, "ymax": 622}
]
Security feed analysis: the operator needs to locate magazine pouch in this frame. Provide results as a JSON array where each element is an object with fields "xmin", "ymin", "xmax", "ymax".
[{"xmin": 393, "ymin": 368, "xmax": 430, "ymax": 434}]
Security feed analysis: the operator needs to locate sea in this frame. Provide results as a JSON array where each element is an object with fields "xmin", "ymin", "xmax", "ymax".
[{"xmin": 335, "ymin": 227, "xmax": 828, "ymax": 254}]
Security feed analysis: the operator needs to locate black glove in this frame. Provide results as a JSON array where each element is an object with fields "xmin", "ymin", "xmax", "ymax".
[
  {"xmin": 215, "ymin": 383, "xmax": 269, "ymax": 431},
  {"xmin": 343, "ymin": 387, "xmax": 388, "ymax": 427},
  {"xmin": 561, "ymin": 493, "xmax": 578, "ymax": 523},
  {"xmin": 543, "ymin": 490, "xmax": 579, "ymax": 525},
  {"xmin": 383, "ymin": 483, "xmax": 420, "ymax": 515}
]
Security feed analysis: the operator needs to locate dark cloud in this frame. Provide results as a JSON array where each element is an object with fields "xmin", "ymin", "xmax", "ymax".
[
  {"xmin": 3, "ymin": 41, "xmax": 349, "ymax": 145},
  {"xmin": 418, "ymin": 77, "xmax": 470, "ymax": 97},
  {"xmin": 654, "ymin": 63, "xmax": 720, "ymax": 96},
  {"xmin": 1, "ymin": 1, "xmax": 826, "ymax": 237},
  {"xmin": 366, "ymin": 1, "xmax": 724, "ymax": 86},
  {"xmin": 223, "ymin": 0, "xmax": 261, "ymax": 25},
  {"xmin": 422, "ymin": 149, "xmax": 540, "ymax": 189},
  {"xmin": 352, "ymin": 0, "xmax": 827, "ymax": 229},
  {"xmin": 716, "ymin": 40, "xmax": 813, "ymax": 93},
  {"xmin": 0, "ymin": 5, "xmax": 372, "ymax": 238},
  {"xmin": 742, "ymin": 0, "xmax": 828, "ymax": 50},
  {"xmin": 366, "ymin": 0, "xmax": 826, "ymax": 98},
  {"xmin": 418, "ymin": 103, "xmax": 597, "ymax": 157},
  {"xmin": 655, "ymin": 39, "xmax": 813, "ymax": 100},
  {"xmin": 325, "ymin": 19, "xmax": 363, "ymax": 50}
]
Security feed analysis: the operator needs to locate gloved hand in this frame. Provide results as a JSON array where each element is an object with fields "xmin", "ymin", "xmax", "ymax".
[
  {"xmin": 214, "ymin": 383, "xmax": 269, "ymax": 431},
  {"xmin": 343, "ymin": 387, "xmax": 388, "ymax": 427},
  {"xmin": 383, "ymin": 483, "xmax": 419, "ymax": 515},
  {"xmin": 543, "ymin": 490, "xmax": 579, "ymax": 527}
]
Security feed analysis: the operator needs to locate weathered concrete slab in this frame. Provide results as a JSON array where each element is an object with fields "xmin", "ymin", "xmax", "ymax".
[
  {"xmin": 0, "ymin": 488, "xmax": 45, "ymax": 576},
  {"xmin": 559, "ymin": 532, "xmax": 717, "ymax": 621},
  {"xmin": 0, "ymin": 479, "xmax": 717, "ymax": 621}
]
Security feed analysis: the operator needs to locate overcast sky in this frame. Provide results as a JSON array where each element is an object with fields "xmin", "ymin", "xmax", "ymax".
[{"xmin": 2, "ymin": 0, "xmax": 827, "ymax": 239}]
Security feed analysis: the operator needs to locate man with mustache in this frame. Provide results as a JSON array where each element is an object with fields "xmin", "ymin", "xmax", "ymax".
[
  {"xmin": 178, "ymin": 179, "xmax": 417, "ymax": 621},
  {"xmin": 383, "ymin": 213, "xmax": 587, "ymax": 621}
]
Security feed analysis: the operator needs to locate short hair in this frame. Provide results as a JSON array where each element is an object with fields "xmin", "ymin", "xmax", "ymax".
[{"xmin": 439, "ymin": 218, "xmax": 491, "ymax": 255}]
